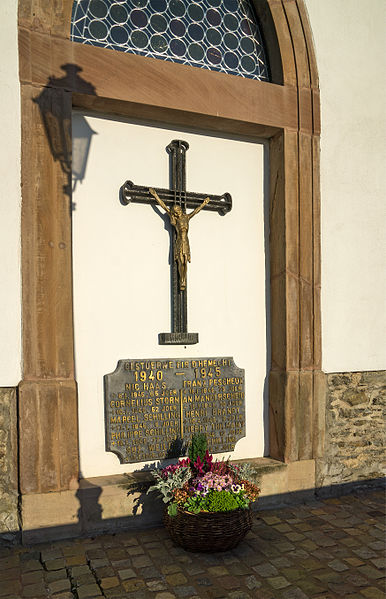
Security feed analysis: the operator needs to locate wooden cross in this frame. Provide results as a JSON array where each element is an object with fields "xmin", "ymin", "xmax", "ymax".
[{"xmin": 120, "ymin": 139, "xmax": 232, "ymax": 345}]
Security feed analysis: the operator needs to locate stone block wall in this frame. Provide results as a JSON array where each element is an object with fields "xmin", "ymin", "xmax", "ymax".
[
  {"xmin": 316, "ymin": 371, "xmax": 386, "ymax": 490},
  {"xmin": 0, "ymin": 387, "xmax": 19, "ymax": 542}
]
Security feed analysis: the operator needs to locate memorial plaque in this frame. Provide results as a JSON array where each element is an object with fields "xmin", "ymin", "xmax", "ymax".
[{"xmin": 104, "ymin": 357, "xmax": 245, "ymax": 464}]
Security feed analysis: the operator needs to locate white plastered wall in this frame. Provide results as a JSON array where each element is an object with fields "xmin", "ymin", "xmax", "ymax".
[
  {"xmin": 0, "ymin": 0, "xmax": 21, "ymax": 385},
  {"xmin": 305, "ymin": 0, "xmax": 386, "ymax": 372},
  {"xmin": 72, "ymin": 114, "xmax": 268, "ymax": 478}
]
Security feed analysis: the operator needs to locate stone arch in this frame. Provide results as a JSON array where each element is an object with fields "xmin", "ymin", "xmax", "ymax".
[{"xmin": 18, "ymin": 0, "xmax": 323, "ymax": 499}]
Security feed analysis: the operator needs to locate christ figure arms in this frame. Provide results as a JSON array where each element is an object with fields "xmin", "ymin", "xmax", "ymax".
[
  {"xmin": 149, "ymin": 187, "xmax": 171, "ymax": 215},
  {"xmin": 188, "ymin": 196, "xmax": 210, "ymax": 220}
]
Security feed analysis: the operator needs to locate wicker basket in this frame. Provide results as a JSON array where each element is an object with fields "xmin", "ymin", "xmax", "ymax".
[{"xmin": 164, "ymin": 507, "xmax": 252, "ymax": 552}]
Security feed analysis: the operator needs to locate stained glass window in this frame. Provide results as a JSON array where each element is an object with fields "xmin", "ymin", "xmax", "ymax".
[{"xmin": 71, "ymin": 0, "xmax": 269, "ymax": 82}]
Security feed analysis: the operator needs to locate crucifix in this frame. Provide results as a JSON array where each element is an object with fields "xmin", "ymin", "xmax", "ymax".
[{"xmin": 120, "ymin": 139, "xmax": 232, "ymax": 345}]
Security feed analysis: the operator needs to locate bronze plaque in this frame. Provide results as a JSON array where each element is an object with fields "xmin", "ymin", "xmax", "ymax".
[{"xmin": 104, "ymin": 357, "xmax": 245, "ymax": 464}]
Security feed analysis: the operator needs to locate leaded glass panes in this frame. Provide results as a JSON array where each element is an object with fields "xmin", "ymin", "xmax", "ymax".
[{"xmin": 71, "ymin": 0, "xmax": 269, "ymax": 81}]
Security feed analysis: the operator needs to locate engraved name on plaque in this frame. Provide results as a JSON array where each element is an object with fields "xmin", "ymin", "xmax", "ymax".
[{"xmin": 104, "ymin": 357, "xmax": 245, "ymax": 464}]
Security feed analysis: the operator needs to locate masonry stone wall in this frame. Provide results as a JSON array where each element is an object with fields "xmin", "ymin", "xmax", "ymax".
[
  {"xmin": 316, "ymin": 371, "xmax": 386, "ymax": 490},
  {"xmin": 0, "ymin": 387, "xmax": 19, "ymax": 542}
]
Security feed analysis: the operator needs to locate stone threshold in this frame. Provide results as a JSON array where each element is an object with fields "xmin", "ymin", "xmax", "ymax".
[{"xmin": 22, "ymin": 457, "xmax": 316, "ymax": 544}]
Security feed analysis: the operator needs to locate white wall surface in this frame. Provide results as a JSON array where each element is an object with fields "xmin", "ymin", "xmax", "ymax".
[
  {"xmin": 0, "ymin": 0, "xmax": 21, "ymax": 385},
  {"xmin": 305, "ymin": 0, "xmax": 386, "ymax": 372},
  {"xmin": 72, "ymin": 114, "xmax": 268, "ymax": 478}
]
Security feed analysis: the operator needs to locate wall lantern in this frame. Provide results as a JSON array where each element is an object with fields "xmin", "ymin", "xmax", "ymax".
[{"xmin": 34, "ymin": 64, "xmax": 97, "ymax": 194}]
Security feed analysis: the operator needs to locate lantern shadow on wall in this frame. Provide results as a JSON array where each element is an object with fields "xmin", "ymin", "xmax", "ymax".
[{"xmin": 34, "ymin": 64, "xmax": 97, "ymax": 206}]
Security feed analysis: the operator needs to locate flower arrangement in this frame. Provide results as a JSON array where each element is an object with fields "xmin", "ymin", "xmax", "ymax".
[{"xmin": 148, "ymin": 434, "xmax": 260, "ymax": 517}]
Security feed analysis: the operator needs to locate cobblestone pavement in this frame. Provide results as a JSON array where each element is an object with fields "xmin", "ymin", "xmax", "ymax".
[{"xmin": 0, "ymin": 489, "xmax": 384, "ymax": 599}]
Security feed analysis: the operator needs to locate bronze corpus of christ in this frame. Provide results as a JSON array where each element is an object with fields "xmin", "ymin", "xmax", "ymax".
[
  {"xmin": 120, "ymin": 139, "xmax": 232, "ymax": 345},
  {"xmin": 149, "ymin": 187, "xmax": 210, "ymax": 292}
]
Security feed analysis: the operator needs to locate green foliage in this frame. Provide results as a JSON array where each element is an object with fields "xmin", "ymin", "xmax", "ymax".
[
  {"xmin": 188, "ymin": 433, "xmax": 207, "ymax": 463},
  {"xmin": 230, "ymin": 462, "xmax": 260, "ymax": 485},
  {"xmin": 147, "ymin": 466, "xmax": 190, "ymax": 504},
  {"xmin": 206, "ymin": 490, "xmax": 242, "ymax": 512},
  {"xmin": 182, "ymin": 489, "xmax": 249, "ymax": 514},
  {"xmin": 183, "ymin": 494, "xmax": 207, "ymax": 514},
  {"xmin": 167, "ymin": 502, "xmax": 178, "ymax": 517}
]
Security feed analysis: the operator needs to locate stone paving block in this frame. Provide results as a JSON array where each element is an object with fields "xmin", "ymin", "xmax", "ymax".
[
  {"xmin": 165, "ymin": 572, "xmax": 188, "ymax": 586},
  {"xmin": 86, "ymin": 549, "xmax": 106, "ymax": 559},
  {"xmin": 117, "ymin": 567, "xmax": 136, "ymax": 580},
  {"xmin": 104, "ymin": 585, "xmax": 127, "ymax": 598},
  {"xmin": 360, "ymin": 587, "xmax": 386, "ymax": 598},
  {"xmin": 279, "ymin": 587, "xmax": 309, "ymax": 599},
  {"xmin": 185, "ymin": 564, "xmax": 205, "ymax": 575},
  {"xmin": 132, "ymin": 554, "xmax": 153, "ymax": 568},
  {"xmin": 228, "ymin": 592, "xmax": 252, "ymax": 599},
  {"xmin": 46, "ymin": 569, "xmax": 68, "ymax": 583},
  {"xmin": 267, "ymin": 575, "xmax": 290, "ymax": 589},
  {"xmin": 161, "ymin": 564, "xmax": 182, "ymax": 574},
  {"xmin": 48, "ymin": 578, "xmax": 71, "ymax": 594},
  {"xmin": 368, "ymin": 541, "xmax": 384, "ymax": 552},
  {"xmin": 0, "ymin": 567, "xmax": 21, "ymax": 584},
  {"xmin": 100, "ymin": 576, "xmax": 119, "ymax": 589},
  {"xmin": 271, "ymin": 556, "xmax": 292, "ymax": 568},
  {"xmin": 45, "ymin": 558, "xmax": 66, "ymax": 571},
  {"xmin": 354, "ymin": 548, "xmax": 378, "ymax": 560},
  {"xmin": 371, "ymin": 558, "xmax": 385, "ymax": 570},
  {"xmin": 207, "ymin": 565, "xmax": 229, "ymax": 576},
  {"xmin": 281, "ymin": 567, "xmax": 304, "ymax": 582},
  {"xmin": 106, "ymin": 548, "xmax": 127, "ymax": 560},
  {"xmin": 111, "ymin": 558, "xmax": 132, "ymax": 569},
  {"xmin": 22, "ymin": 570, "xmax": 43, "ymax": 585},
  {"xmin": 175, "ymin": 553, "xmax": 193, "ymax": 564},
  {"xmin": 94, "ymin": 565, "xmax": 115, "ymax": 578},
  {"xmin": 19, "ymin": 551, "xmax": 39, "ymax": 562},
  {"xmin": 0, "ymin": 579, "xmax": 22, "ymax": 596},
  {"xmin": 244, "ymin": 574, "xmax": 261, "ymax": 589},
  {"xmin": 328, "ymin": 558, "xmax": 349, "ymax": 571},
  {"xmin": 138, "ymin": 565, "xmax": 162, "ymax": 579},
  {"xmin": 357, "ymin": 565, "xmax": 385, "ymax": 580},
  {"xmin": 252, "ymin": 562, "xmax": 279, "ymax": 577},
  {"xmin": 296, "ymin": 578, "xmax": 325, "ymax": 595},
  {"xmin": 77, "ymin": 582, "xmax": 103, "ymax": 598},
  {"xmin": 348, "ymin": 573, "xmax": 369, "ymax": 587},
  {"xmin": 314, "ymin": 568, "xmax": 342, "ymax": 584},
  {"xmin": 287, "ymin": 532, "xmax": 306, "ymax": 542},
  {"xmin": 345, "ymin": 557, "xmax": 366, "ymax": 567},
  {"xmin": 147, "ymin": 579, "xmax": 168, "ymax": 591},
  {"xmin": 65, "ymin": 554, "xmax": 88, "ymax": 566},
  {"xmin": 89, "ymin": 558, "xmax": 109, "ymax": 568},
  {"xmin": 254, "ymin": 590, "xmax": 275, "ymax": 599},
  {"xmin": 21, "ymin": 581, "xmax": 47, "ymax": 596},
  {"xmin": 260, "ymin": 515, "xmax": 281, "ymax": 525},
  {"xmin": 20, "ymin": 559, "xmax": 43, "ymax": 572},
  {"xmin": 174, "ymin": 585, "xmax": 199, "ymax": 597},
  {"xmin": 41, "ymin": 548, "xmax": 63, "ymax": 561},
  {"xmin": 226, "ymin": 562, "xmax": 250, "ymax": 576},
  {"xmin": 71, "ymin": 564, "xmax": 90, "ymax": 577},
  {"xmin": 216, "ymin": 575, "xmax": 240, "ymax": 589},
  {"xmin": 277, "ymin": 541, "xmax": 296, "ymax": 553},
  {"xmin": 154, "ymin": 593, "xmax": 176, "ymax": 599},
  {"xmin": 126, "ymin": 545, "xmax": 145, "ymax": 556},
  {"xmin": 122, "ymin": 577, "xmax": 146, "ymax": 592},
  {"xmin": 75, "ymin": 573, "xmax": 96, "ymax": 585},
  {"xmin": 342, "ymin": 537, "xmax": 362, "ymax": 547},
  {"xmin": 207, "ymin": 588, "xmax": 227, "ymax": 598}
]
